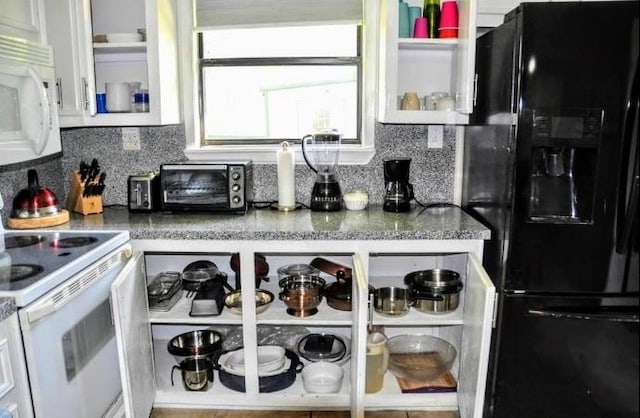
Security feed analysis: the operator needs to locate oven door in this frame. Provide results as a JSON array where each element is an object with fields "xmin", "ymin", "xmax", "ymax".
[{"xmin": 17, "ymin": 245, "xmax": 130, "ymax": 418}]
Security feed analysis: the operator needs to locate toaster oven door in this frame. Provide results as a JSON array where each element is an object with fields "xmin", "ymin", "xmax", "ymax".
[{"xmin": 161, "ymin": 169, "xmax": 230, "ymax": 207}]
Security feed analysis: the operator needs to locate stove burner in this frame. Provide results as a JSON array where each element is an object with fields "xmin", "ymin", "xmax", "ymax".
[
  {"xmin": 4, "ymin": 235, "xmax": 47, "ymax": 249},
  {"xmin": 0, "ymin": 264, "xmax": 44, "ymax": 282},
  {"xmin": 50, "ymin": 236, "xmax": 99, "ymax": 249}
]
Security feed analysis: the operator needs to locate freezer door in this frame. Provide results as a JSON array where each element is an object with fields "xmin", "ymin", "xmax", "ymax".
[{"xmin": 493, "ymin": 294, "xmax": 639, "ymax": 418}]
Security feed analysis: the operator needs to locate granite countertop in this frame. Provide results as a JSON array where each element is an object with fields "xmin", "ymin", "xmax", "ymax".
[
  {"xmin": 0, "ymin": 297, "xmax": 16, "ymax": 322},
  {"xmin": 64, "ymin": 205, "xmax": 490, "ymax": 241}
]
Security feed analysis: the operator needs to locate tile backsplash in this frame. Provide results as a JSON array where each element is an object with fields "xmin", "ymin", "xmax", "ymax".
[{"xmin": 1, "ymin": 123, "xmax": 456, "ymax": 221}]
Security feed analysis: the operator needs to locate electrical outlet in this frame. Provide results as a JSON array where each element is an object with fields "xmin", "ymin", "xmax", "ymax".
[
  {"xmin": 122, "ymin": 127, "xmax": 141, "ymax": 150},
  {"xmin": 427, "ymin": 125, "xmax": 444, "ymax": 149}
]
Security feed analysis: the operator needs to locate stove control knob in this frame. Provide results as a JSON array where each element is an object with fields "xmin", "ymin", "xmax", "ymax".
[{"xmin": 121, "ymin": 246, "xmax": 133, "ymax": 259}]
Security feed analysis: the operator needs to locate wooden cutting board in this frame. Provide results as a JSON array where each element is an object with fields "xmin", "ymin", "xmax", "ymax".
[{"xmin": 7, "ymin": 210, "xmax": 70, "ymax": 229}]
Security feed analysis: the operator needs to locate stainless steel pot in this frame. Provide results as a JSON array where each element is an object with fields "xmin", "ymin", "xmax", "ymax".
[
  {"xmin": 404, "ymin": 269, "xmax": 463, "ymax": 314},
  {"xmin": 373, "ymin": 286, "xmax": 411, "ymax": 317}
]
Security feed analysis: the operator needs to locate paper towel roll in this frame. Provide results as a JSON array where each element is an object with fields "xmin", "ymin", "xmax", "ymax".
[{"xmin": 277, "ymin": 141, "xmax": 296, "ymax": 209}]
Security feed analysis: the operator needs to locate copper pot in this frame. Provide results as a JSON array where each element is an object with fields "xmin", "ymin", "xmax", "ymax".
[
  {"xmin": 11, "ymin": 169, "xmax": 61, "ymax": 218},
  {"xmin": 278, "ymin": 274, "xmax": 325, "ymax": 317}
]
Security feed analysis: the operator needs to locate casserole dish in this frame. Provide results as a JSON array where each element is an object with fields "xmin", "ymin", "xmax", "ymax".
[{"xmin": 213, "ymin": 348, "xmax": 303, "ymax": 392}]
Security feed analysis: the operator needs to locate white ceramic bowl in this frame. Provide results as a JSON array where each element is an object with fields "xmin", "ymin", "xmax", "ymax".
[
  {"xmin": 343, "ymin": 191, "xmax": 368, "ymax": 211},
  {"xmin": 106, "ymin": 32, "xmax": 143, "ymax": 43},
  {"xmin": 301, "ymin": 362, "xmax": 344, "ymax": 394}
]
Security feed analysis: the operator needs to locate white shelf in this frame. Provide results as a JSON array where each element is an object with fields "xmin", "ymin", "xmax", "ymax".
[
  {"xmin": 93, "ymin": 41, "xmax": 147, "ymax": 53},
  {"xmin": 397, "ymin": 38, "xmax": 459, "ymax": 51}
]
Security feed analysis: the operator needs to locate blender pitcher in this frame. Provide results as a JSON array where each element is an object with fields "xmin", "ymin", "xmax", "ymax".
[{"xmin": 301, "ymin": 129, "xmax": 343, "ymax": 211}]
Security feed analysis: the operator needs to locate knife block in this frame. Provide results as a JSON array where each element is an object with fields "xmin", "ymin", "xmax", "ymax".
[{"xmin": 67, "ymin": 171, "xmax": 103, "ymax": 215}]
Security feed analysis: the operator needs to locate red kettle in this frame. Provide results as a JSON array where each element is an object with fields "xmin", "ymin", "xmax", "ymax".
[{"xmin": 11, "ymin": 169, "xmax": 61, "ymax": 218}]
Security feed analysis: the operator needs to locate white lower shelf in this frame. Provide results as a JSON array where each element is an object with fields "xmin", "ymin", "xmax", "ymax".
[{"xmin": 152, "ymin": 339, "xmax": 352, "ymax": 410}]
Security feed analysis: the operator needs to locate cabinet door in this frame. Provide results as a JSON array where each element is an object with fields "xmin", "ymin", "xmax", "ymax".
[
  {"xmin": 458, "ymin": 253, "xmax": 496, "ymax": 418},
  {"xmin": 455, "ymin": 0, "xmax": 478, "ymax": 114},
  {"xmin": 0, "ymin": 0, "xmax": 43, "ymax": 42},
  {"xmin": 110, "ymin": 253, "xmax": 155, "ymax": 418},
  {"xmin": 43, "ymin": 0, "xmax": 95, "ymax": 126}
]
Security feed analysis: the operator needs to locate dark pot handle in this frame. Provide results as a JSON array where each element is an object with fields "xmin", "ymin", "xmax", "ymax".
[{"xmin": 171, "ymin": 365, "xmax": 180, "ymax": 386}]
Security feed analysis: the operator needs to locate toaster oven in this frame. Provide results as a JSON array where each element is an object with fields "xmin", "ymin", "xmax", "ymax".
[{"xmin": 159, "ymin": 161, "xmax": 253, "ymax": 213}]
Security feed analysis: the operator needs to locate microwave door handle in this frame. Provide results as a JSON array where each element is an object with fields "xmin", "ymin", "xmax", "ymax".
[{"xmin": 27, "ymin": 67, "xmax": 51, "ymax": 156}]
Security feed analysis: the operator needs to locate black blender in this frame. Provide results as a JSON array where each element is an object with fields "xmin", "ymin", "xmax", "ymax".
[
  {"xmin": 383, "ymin": 158, "xmax": 414, "ymax": 212},
  {"xmin": 302, "ymin": 129, "xmax": 343, "ymax": 211}
]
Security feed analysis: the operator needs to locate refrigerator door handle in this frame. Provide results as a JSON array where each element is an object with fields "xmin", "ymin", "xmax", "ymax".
[
  {"xmin": 528, "ymin": 306, "xmax": 639, "ymax": 323},
  {"xmin": 616, "ymin": 62, "xmax": 640, "ymax": 254}
]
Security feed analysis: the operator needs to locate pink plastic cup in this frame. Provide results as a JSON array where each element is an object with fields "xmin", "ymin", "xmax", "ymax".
[
  {"xmin": 413, "ymin": 17, "xmax": 429, "ymax": 38},
  {"xmin": 440, "ymin": 0, "xmax": 459, "ymax": 29}
]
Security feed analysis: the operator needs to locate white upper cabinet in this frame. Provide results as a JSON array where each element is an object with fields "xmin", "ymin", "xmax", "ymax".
[
  {"xmin": 0, "ymin": 0, "xmax": 44, "ymax": 43},
  {"xmin": 377, "ymin": 0, "xmax": 477, "ymax": 125},
  {"xmin": 44, "ymin": 0, "xmax": 181, "ymax": 127}
]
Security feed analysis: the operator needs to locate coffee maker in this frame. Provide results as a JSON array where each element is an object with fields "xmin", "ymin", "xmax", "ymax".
[
  {"xmin": 302, "ymin": 129, "xmax": 343, "ymax": 211},
  {"xmin": 383, "ymin": 158, "xmax": 414, "ymax": 212}
]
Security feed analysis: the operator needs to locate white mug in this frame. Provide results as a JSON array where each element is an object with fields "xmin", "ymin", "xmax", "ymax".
[{"xmin": 105, "ymin": 82, "xmax": 131, "ymax": 112}]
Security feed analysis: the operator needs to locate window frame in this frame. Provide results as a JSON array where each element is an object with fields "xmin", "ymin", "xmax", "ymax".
[
  {"xmin": 197, "ymin": 31, "xmax": 363, "ymax": 146},
  {"xmin": 177, "ymin": 1, "xmax": 377, "ymax": 164}
]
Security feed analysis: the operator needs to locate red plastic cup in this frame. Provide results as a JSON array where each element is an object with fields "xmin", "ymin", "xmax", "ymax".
[
  {"xmin": 413, "ymin": 17, "xmax": 429, "ymax": 38},
  {"xmin": 439, "ymin": 27, "xmax": 458, "ymax": 38},
  {"xmin": 440, "ymin": 0, "xmax": 459, "ymax": 30}
]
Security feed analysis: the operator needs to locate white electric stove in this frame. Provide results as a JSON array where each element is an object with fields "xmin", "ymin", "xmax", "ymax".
[
  {"xmin": 0, "ymin": 229, "xmax": 130, "ymax": 306},
  {"xmin": 1, "ymin": 194, "xmax": 132, "ymax": 418}
]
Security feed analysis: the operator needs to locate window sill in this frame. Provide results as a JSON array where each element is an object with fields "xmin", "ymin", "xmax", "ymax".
[{"xmin": 183, "ymin": 144, "xmax": 376, "ymax": 165}]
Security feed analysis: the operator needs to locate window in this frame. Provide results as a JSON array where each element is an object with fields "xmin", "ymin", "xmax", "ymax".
[
  {"xmin": 179, "ymin": 0, "xmax": 377, "ymax": 163},
  {"xmin": 199, "ymin": 25, "xmax": 360, "ymax": 145}
]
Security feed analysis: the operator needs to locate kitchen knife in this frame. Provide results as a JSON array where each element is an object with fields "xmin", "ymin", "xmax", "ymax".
[
  {"xmin": 96, "ymin": 172, "xmax": 106, "ymax": 196},
  {"xmin": 79, "ymin": 160, "xmax": 89, "ymax": 181}
]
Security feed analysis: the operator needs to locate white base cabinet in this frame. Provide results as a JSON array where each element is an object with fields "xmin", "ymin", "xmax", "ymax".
[
  {"xmin": 0, "ymin": 314, "xmax": 33, "ymax": 418},
  {"xmin": 111, "ymin": 240, "xmax": 495, "ymax": 418},
  {"xmin": 43, "ymin": 0, "xmax": 180, "ymax": 127}
]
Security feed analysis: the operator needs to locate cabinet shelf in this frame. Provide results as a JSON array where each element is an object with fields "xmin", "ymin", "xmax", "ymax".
[
  {"xmin": 398, "ymin": 38, "xmax": 459, "ymax": 51},
  {"xmin": 93, "ymin": 41, "xmax": 147, "ymax": 53}
]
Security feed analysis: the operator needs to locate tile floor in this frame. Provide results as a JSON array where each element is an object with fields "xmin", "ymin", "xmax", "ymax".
[{"xmin": 150, "ymin": 409, "xmax": 459, "ymax": 418}]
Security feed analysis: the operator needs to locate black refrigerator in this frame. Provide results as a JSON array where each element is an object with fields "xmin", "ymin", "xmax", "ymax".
[{"xmin": 462, "ymin": 2, "xmax": 639, "ymax": 417}]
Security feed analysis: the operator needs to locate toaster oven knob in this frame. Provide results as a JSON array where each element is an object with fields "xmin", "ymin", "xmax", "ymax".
[
  {"xmin": 232, "ymin": 184, "xmax": 241, "ymax": 192},
  {"xmin": 232, "ymin": 196, "xmax": 241, "ymax": 204},
  {"xmin": 231, "ymin": 172, "xmax": 241, "ymax": 181}
]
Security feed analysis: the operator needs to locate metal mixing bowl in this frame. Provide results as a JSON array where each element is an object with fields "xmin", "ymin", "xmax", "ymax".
[{"xmin": 167, "ymin": 329, "xmax": 224, "ymax": 363}]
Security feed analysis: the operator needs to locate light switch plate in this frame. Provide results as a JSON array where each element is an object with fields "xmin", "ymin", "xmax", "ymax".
[
  {"xmin": 122, "ymin": 127, "xmax": 141, "ymax": 150},
  {"xmin": 427, "ymin": 125, "xmax": 444, "ymax": 148}
]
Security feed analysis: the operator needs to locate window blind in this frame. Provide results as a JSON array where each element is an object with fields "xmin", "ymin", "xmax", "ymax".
[{"xmin": 195, "ymin": 0, "xmax": 363, "ymax": 29}]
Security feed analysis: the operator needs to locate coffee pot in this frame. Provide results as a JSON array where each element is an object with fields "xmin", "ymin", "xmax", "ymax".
[
  {"xmin": 383, "ymin": 158, "xmax": 414, "ymax": 212},
  {"xmin": 301, "ymin": 129, "xmax": 343, "ymax": 211}
]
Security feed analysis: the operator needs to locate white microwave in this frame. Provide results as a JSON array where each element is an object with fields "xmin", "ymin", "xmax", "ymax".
[{"xmin": 0, "ymin": 34, "xmax": 61, "ymax": 166}]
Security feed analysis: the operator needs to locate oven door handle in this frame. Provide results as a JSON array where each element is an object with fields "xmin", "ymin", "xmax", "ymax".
[{"xmin": 23, "ymin": 301, "xmax": 57, "ymax": 328}]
